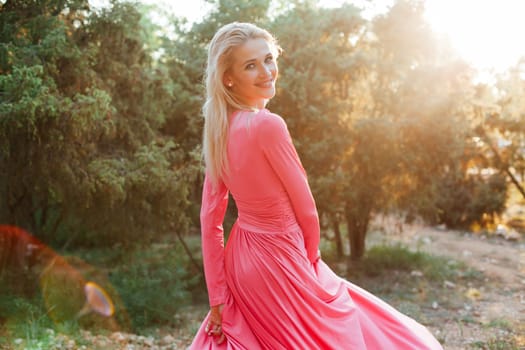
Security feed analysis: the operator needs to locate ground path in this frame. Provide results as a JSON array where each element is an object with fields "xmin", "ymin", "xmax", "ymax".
[{"xmin": 376, "ymin": 221, "xmax": 525, "ymax": 349}]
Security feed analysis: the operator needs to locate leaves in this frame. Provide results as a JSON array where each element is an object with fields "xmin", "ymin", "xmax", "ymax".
[
  {"xmin": 0, "ymin": 0, "xmax": 520, "ymax": 256},
  {"xmin": 0, "ymin": 0, "xmax": 201, "ymax": 245}
]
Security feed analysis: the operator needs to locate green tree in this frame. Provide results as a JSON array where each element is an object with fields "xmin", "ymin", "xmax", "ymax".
[
  {"xmin": 371, "ymin": 0, "xmax": 508, "ymax": 230},
  {"xmin": 268, "ymin": 0, "xmax": 508, "ymax": 260},
  {"xmin": 0, "ymin": 0, "xmax": 199, "ymax": 246},
  {"xmin": 269, "ymin": 1, "xmax": 367, "ymax": 259},
  {"xmin": 478, "ymin": 61, "xmax": 525, "ymax": 199}
]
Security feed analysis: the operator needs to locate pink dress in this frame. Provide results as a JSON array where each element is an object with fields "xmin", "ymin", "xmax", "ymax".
[{"xmin": 190, "ymin": 109, "xmax": 442, "ymax": 349}]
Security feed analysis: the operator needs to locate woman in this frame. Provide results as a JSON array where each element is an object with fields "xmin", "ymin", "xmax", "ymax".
[{"xmin": 189, "ymin": 22, "xmax": 443, "ymax": 349}]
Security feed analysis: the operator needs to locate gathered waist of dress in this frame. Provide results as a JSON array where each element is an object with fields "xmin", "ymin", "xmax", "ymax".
[{"xmin": 234, "ymin": 193, "xmax": 301, "ymax": 234}]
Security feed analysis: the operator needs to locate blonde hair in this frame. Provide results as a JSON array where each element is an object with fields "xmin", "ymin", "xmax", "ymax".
[{"xmin": 203, "ymin": 22, "xmax": 281, "ymax": 186}]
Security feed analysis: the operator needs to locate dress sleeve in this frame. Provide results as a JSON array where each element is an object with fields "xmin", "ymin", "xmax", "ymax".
[
  {"xmin": 257, "ymin": 113, "xmax": 321, "ymax": 264},
  {"xmin": 200, "ymin": 173, "xmax": 229, "ymax": 306}
]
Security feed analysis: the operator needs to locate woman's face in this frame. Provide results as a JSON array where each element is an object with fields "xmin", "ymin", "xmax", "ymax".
[{"xmin": 224, "ymin": 38, "xmax": 278, "ymax": 109}]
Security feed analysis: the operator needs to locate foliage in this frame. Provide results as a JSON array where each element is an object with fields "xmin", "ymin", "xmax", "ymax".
[
  {"xmin": 365, "ymin": 1, "xmax": 510, "ymax": 233},
  {"xmin": 0, "ymin": 239, "xmax": 202, "ymax": 342},
  {"xmin": 0, "ymin": 0, "xmax": 201, "ymax": 246},
  {"xmin": 0, "ymin": 0, "xmax": 523, "ymax": 324},
  {"xmin": 267, "ymin": 0, "xmax": 502, "ymax": 259},
  {"xmin": 269, "ymin": 1, "xmax": 368, "ymax": 258},
  {"xmin": 430, "ymin": 171, "xmax": 507, "ymax": 228},
  {"xmin": 473, "ymin": 61, "xmax": 525, "ymax": 199},
  {"xmin": 109, "ymin": 241, "xmax": 203, "ymax": 329}
]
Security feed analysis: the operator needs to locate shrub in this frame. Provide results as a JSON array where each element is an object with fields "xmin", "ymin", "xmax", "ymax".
[
  {"xmin": 429, "ymin": 171, "xmax": 507, "ymax": 229},
  {"xmin": 109, "ymin": 241, "xmax": 202, "ymax": 330}
]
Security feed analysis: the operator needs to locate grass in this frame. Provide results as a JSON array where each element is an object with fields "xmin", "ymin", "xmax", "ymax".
[
  {"xmin": 347, "ymin": 243, "xmax": 482, "ymax": 287},
  {"xmin": 331, "ymin": 243, "xmax": 486, "ymax": 325},
  {"xmin": 484, "ymin": 319, "xmax": 513, "ymax": 332},
  {"xmin": 355, "ymin": 243, "xmax": 469, "ymax": 280},
  {"xmin": 470, "ymin": 338, "xmax": 522, "ymax": 350},
  {"xmin": 0, "ymin": 293, "xmax": 86, "ymax": 349},
  {"xmin": 468, "ymin": 318, "xmax": 523, "ymax": 349}
]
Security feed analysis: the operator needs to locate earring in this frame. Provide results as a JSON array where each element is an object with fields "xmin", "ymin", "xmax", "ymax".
[{"xmin": 227, "ymin": 82, "xmax": 233, "ymax": 87}]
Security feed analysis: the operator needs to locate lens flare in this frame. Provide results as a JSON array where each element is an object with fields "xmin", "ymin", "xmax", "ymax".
[
  {"xmin": 0, "ymin": 225, "xmax": 128, "ymax": 330},
  {"xmin": 76, "ymin": 281, "xmax": 115, "ymax": 318}
]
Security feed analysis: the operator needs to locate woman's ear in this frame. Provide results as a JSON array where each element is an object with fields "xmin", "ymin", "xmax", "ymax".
[{"xmin": 223, "ymin": 75, "xmax": 233, "ymax": 88}]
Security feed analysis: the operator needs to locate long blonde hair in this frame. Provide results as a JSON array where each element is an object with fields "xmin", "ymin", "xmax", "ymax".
[{"xmin": 203, "ymin": 22, "xmax": 280, "ymax": 186}]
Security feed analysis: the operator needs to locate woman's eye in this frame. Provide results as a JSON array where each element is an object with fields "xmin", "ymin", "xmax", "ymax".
[
  {"xmin": 265, "ymin": 56, "xmax": 273, "ymax": 63},
  {"xmin": 246, "ymin": 63, "xmax": 255, "ymax": 70}
]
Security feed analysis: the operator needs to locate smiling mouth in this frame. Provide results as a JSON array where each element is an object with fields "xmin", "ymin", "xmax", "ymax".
[{"xmin": 256, "ymin": 80, "xmax": 274, "ymax": 88}]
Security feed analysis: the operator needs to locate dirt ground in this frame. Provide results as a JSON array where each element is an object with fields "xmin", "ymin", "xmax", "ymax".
[{"xmin": 376, "ymin": 220, "xmax": 525, "ymax": 350}]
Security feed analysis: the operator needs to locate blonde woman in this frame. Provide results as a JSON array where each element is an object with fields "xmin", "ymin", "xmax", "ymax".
[{"xmin": 189, "ymin": 22, "xmax": 443, "ymax": 349}]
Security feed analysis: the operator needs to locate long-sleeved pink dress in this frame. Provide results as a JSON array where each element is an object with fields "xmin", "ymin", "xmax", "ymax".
[{"xmin": 189, "ymin": 109, "xmax": 443, "ymax": 349}]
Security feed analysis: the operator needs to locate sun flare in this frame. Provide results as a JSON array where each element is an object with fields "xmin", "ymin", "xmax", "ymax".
[
  {"xmin": 424, "ymin": 0, "xmax": 525, "ymax": 72},
  {"xmin": 321, "ymin": 0, "xmax": 525, "ymax": 73}
]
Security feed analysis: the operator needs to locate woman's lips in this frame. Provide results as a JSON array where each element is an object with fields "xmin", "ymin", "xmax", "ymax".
[{"xmin": 256, "ymin": 79, "xmax": 274, "ymax": 88}]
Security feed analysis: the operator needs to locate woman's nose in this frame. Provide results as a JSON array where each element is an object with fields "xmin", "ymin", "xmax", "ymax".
[{"xmin": 259, "ymin": 64, "xmax": 272, "ymax": 77}]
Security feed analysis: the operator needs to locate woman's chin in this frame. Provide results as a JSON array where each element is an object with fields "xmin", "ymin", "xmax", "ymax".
[{"xmin": 261, "ymin": 87, "xmax": 276, "ymax": 100}]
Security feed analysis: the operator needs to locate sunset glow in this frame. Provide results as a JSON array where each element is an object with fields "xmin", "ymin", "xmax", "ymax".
[
  {"xmin": 318, "ymin": 0, "xmax": 525, "ymax": 73},
  {"xmin": 424, "ymin": 0, "xmax": 525, "ymax": 72}
]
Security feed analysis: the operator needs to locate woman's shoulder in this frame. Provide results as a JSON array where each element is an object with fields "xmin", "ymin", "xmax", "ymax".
[
  {"xmin": 254, "ymin": 109, "xmax": 287, "ymax": 131},
  {"xmin": 253, "ymin": 109, "xmax": 289, "ymax": 142}
]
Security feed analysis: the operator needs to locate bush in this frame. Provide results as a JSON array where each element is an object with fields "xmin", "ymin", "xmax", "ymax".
[
  {"xmin": 109, "ymin": 241, "xmax": 202, "ymax": 330},
  {"xmin": 0, "ymin": 235, "xmax": 204, "ymax": 345},
  {"xmin": 427, "ymin": 171, "xmax": 507, "ymax": 229},
  {"xmin": 356, "ymin": 244, "xmax": 460, "ymax": 282}
]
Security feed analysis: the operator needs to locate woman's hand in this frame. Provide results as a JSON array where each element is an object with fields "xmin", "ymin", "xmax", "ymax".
[{"xmin": 205, "ymin": 304, "xmax": 225, "ymax": 344}]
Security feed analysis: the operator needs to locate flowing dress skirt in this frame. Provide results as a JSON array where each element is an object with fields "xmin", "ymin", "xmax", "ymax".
[{"xmin": 189, "ymin": 221, "xmax": 442, "ymax": 349}]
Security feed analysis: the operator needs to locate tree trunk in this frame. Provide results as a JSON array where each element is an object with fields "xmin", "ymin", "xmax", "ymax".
[
  {"xmin": 504, "ymin": 167, "xmax": 525, "ymax": 200},
  {"xmin": 173, "ymin": 228, "xmax": 202, "ymax": 275},
  {"xmin": 345, "ymin": 204, "xmax": 372, "ymax": 261},
  {"xmin": 330, "ymin": 213, "xmax": 344, "ymax": 259},
  {"xmin": 346, "ymin": 214, "xmax": 366, "ymax": 260}
]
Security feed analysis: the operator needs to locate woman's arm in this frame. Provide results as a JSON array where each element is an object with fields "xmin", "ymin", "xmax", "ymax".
[
  {"xmin": 200, "ymin": 173, "xmax": 230, "ymax": 306},
  {"xmin": 257, "ymin": 112, "xmax": 321, "ymax": 264}
]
